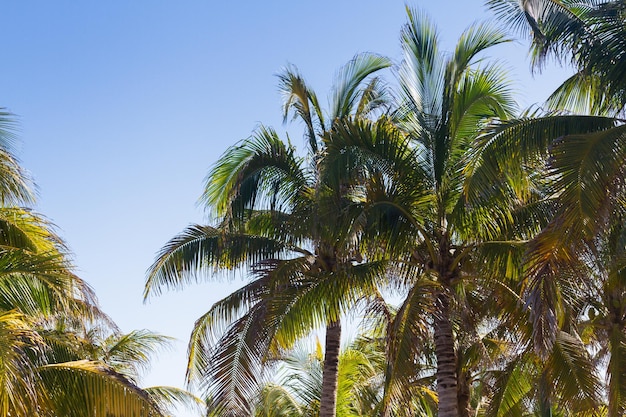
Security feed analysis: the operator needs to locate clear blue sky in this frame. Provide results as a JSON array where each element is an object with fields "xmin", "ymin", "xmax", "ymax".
[{"xmin": 0, "ymin": 1, "xmax": 570, "ymax": 415}]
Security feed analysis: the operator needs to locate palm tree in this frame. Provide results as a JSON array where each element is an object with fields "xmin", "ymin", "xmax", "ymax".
[
  {"xmin": 252, "ymin": 334, "xmax": 388, "ymax": 417},
  {"xmin": 247, "ymin": 303, "xmax": 438, "ymax": 417},
  {"xmin": 321, "ymin": 8, "xmax": 530, "ymax": 417},
  {"xmin": 145, "ymin": 54, "xmax": 391, "ymax": 417},
  {"xmin": 481, "ymin": 2, "xmax": 626, "ymax": 414},
  {"xmin": 0, "ymin": 109, "xmax": 196, "ymax": 417},
  {"xmin": 40, "ymin": 323, "xmax": 206, "ymax": 417},
  {"xmin": 0, "ymin": 209, "xmax": 173, "ymax": 416},
  {"xmin": 487, "ymin": 0, "xmax": 626, "ymax": 116}
]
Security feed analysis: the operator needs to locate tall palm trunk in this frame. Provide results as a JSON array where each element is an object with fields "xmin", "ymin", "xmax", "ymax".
[
  {"xmin": 457, "ymin": 358, "xmax": 471, "ymax": 417},
  {"xmin": 538, "ymin": 372, "xmax": 552, "ymax": 417},
  {"xmin": 607, "ymin": 324, "xmax": 624, "ymax": 417},
  {"xmin": 434, "ymin": 292, "xmax": 459, "ymax": 417},
  {"xmin": 320, "ymin": 319, "xmax": 341, "ymax": 417}
]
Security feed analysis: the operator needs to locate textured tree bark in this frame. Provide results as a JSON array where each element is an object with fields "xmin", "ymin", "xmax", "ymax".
[
  {"xmin": 434, "ymin": 293, "xmax": 460, "ymax": 417},
  {"xmin": 457, "ymin": 365, "xmax": 471, "ymax": 417},
  {"xmin": 320, "ymin": 319, "xmax": 341, "ymax": 417},
  {"xmin": 538, "ymin": 373, "xmax": 553, "ymax": 417}
]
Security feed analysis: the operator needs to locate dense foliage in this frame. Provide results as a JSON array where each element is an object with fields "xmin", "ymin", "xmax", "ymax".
[
  {"xmin": 3, "ymin": 1, "xmax": 626, "ymax": 417},
  {"xmin": 0, "ymin": 112, "xmax": 205, "ymax": 416},
  {"xmin": 146, "ymin": 2, "xmax": 626, "ymax": 416}
]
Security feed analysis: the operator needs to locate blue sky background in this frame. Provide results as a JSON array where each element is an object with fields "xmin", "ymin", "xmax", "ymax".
[{"xmin": 1, "ymin": 1, "xmax": 571, "ymax": 415}]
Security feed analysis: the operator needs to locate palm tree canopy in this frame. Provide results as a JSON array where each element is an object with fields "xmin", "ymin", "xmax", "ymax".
[{"xmin": 487, "ymin": 0, "xmax": 626, "ymax": 114}]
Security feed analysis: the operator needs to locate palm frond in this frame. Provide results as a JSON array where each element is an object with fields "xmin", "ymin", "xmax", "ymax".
[
  {"xmin": 329, "ymin": 53, "xmax": 391, "ymax": 121},
  {"xmin": 101, "ymin": 330, "xmax": 174, "ymax": 383},
  {"xmin": 144, "ymin": 385, "xmax": 207, "ymax": 417},
  {"xmin": 0, "ymin": 310, "xmax": 46, "ymax": 416},
  {"xmin": 253, "ymin": 383, "xmax": 303, "ymax": 417},
  {"xmin": 0, "ymin": 110, "xmax": 34, "ymax": 205},
  {"xmin": 546, "ymin": 331, "xmax": 601, "ymax": 413},
  {"xmin": 40, "ymin": 359, "xmax": 163, "ymax": 417},
  {"xmin": 202, "ymin": 303, "xmax": 271, "ymax": 417},
  {"xmin": 381, "ymin": 277, "xmax": 436, "ymax": 416},
  {"xmin": 277, "ymin": 65, "xmax": 325, "ymax": 154},
  {"xmin": 144, "ymin": 225, "xmax": 287, "ymax": 298},
  {"xmin": 450, "ymin": 62, "xmax": 517, "ymax": 141},
  {"xmin": 464, "ymin": 114, "xmax": 617, "ymax": 206},
  {"xmin": 550, "ymin": 124, "xmax": 626, "ymax": 235},
  {"xmin": 398, "ymin": 7, "xmax": 445, "ymax": 135},
  {"xmin": 450, "ymin": 22, "xmax": 511, "ymax": 87},
  {"xmin": 202, "ymin": 126, "xmax": 309, "ymax": 219},
  {"xmin": 484, "ymin": 354, "xmax": 534, "ymax": 417}
]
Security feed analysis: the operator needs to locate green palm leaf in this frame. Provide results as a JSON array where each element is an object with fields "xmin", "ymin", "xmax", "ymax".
[
  {"xmin": 40, "ymin": 359, "xmax": 162, "ymax": 417},
  {"xmin": 329, "ymin": 53, "xmax": 391, "ymax": 121},
  {"xmin": 202, "ymin": 126, "xmax": 310, "ymax": 219},
  {"xmin": 144, "ymin": 225, "xmax": 288, "ymax": 298}
]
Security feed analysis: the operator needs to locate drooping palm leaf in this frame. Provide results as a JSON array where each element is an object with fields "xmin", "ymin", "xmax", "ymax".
[{"xmin": 39, "ymin": 359, "xmax": 162, "ymax": 417}]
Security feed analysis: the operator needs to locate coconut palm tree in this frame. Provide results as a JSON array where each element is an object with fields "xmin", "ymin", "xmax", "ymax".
[
  {"xmin": 252, "ymin": 335, "xmax": 388, "ymax": 417},
  {"xmin": 0, "ymin": 109, "xmax": 195, "ymax": 417},
  {"xmin": 0, "ymin": 209, "xmax": 172, "ymax": 416},
  {"xmin": 480, "ymin": 3, "xmax": 626, "ymax": 414},
  {"xmin": 145, "ymin": 54, "xmax": 391, "ymax": 417},
  {"xmin": 39, "ymin": 322, "xmax": 206, "ymax": 417},
  {"xmin": 487, "ymin": 0, "xmax": 626, "ymax": 116},
  {"xmin": 246, "ymin": 305, "xmax": 440, "ymax": 417},
  {"xmin": 319, "ymin": 8, "xmax": 537, "ymax": 417}
]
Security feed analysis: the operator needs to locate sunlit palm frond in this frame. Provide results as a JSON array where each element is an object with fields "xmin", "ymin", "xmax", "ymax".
[
  {"xmin": 277, "ymin": 65, "xmax": 323, "ymax": 153},
  {"xmin": 145, "ymin": 385, "xmax": 207, "ymax": 417},
  {"xmin": 100, "ymin": 330, "xmax": 174, "ymax": 383},
  {"xmin": 185, "ymin": 273, "xmax": 276, "ymax": 385},
  {"xmin": 40, "ymin": 359, "xmax": 162, "ymax": 417},
  {"xmin": 449, "ymin": 62, "xmax": 517, "ymax": 141},
  {"xmin": 355, "ymin": 76, "xmax": 393, "ymax": 118},
  {"xmin": 0, "ymin": 208, "xmax": 67, "ymax": 253},
  {"xmin": 489, "ymin": 0, "xmax": 626, "ymax": 113},
  {"xmin": 270, "ymin": 260, "xmax": 389, "ymax": 354},
  {"xmin": 0, "ymin": 249, "xmax": 85, "ymax": 318},
  {"xmin": 322, "ymin": 117, "xmax": 418, "ymax": 190},
  {"xmin": 545, "ymin": 71, "xmax": 618, "ymax": 115},
  {"xmin": 450, "ymin": 22, "xmax": 510, "ymax": 83},
  {"xmin": 144, "ymin": 225, "xmax": 287, "ymax": 298},
  {"xmin": 546, "ymin": 331, "xmax": 602, "ymax": 413},
  {"xmin": 398, "ymin": 7, "xmax": 445, "ymax": 134},
  {"xmin": 329, "ymin": 53, "xmax": 391, "ymax": 121},
  {"xmin": 203, "ymin": 303, "xmax": 272, "ymax": 417},
  {"xmin": 0, "ymin": 310, "xmax": 46, "ymax": 416},
  {"xmin": 464, "ymin": 114, "xmax": 617, "ymax": 205},
  {"xmin": 253, "ymin": 383, "xmax": 303, "ymax": 417},
  {"xmin": 202, "ymin": 126, "xmax": 310, "ymax": 218},
  {"xmin": 484, "ymin": 354, "xmax": 534, "ymax": 417},
  {"xmin": 550, "ymin": 124, "xmax": 626, "ymax": 235},
  {"xmin": 522, "ymin": 234, "xmax": 578, "ymax": 357},
  {"xmin": 487, "ymin": 0, "xmax": 592, "ymax": 66},
  {"xmin": 0, "ymin": 110, "xmax": 34, "ymax": 206}
]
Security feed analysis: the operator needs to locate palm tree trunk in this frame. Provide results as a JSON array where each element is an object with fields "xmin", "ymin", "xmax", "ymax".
[
  {"xmin": 434, "ymin": 292, "xmax": 459, "ymax": 417},
  {"xmin": 320, "ymin": 319, "xmax": 341, "ymax": 417},
  {"xmin": 538, "ymin": 373, "xmax": 552, "ymax": 417},
  {"xmin": 608, "ymin": 323, "xmax": 625, "ymax": 417},
  {"xmin": 457, "ymin": 362, "xmax": 471, "ymax": 417}
]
